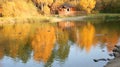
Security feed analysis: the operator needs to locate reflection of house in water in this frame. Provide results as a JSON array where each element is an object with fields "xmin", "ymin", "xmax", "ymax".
[
  {"xmin": 58, "ymin": 3, "xmax": 76, "ymax": 16},
  {"xmin": 57, "ymin": 21, "xmax": 77, "ymax": 42},
  {"xmin": 57, "ymin": 21, "xmax": 75, "ymax": 29}
]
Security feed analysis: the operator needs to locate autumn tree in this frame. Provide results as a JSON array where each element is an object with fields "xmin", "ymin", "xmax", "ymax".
[
  {"xmin": 2, "ymin": 0, "xmax": 39, "ymax": 17},
  {"xmin": 80, "ymin": 0, "xmax": 96, "ymax": 13},
  {"xmin": 32, "ymin": 0, "xmax": 54, "ymax": 15},
  {"xmin": 100, "ymin": 0, "xmax": 120, "ymax": 13},
  {"xmin": 32, "ymin": 0, "xmax": 72, "ymax": 15}
]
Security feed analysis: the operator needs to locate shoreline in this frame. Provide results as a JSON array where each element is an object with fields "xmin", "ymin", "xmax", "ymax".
[
  {"xmin": 105, "ymin": 45, "xmax": 120, "ymax": 67},
  {"xmin": 0, "ymin": 14, "xmax": 120, "ymax": 25}
]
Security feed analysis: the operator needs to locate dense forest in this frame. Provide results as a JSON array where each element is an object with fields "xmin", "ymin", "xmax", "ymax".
[{"xmin": 0, "ymin": 0, "xmax": 120, "ymax": 17}]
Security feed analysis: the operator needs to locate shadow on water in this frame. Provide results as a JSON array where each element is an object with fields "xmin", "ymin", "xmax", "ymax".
[{"xmin": 0, "ymin": 19, "xmax": 120, "ymax": 67}]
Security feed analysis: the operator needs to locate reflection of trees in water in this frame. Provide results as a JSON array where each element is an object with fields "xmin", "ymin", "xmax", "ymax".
[
  {"xmin": 44, "ymin": 27, "xmax": 70, "ymax": 67},
  {"xmin": 44, "ymin": 44, "xmax": 70, "ymax": 67},
  {"xmin": 56, "ymin": 28, "xmax": 69, "ymax": 45},
  {"xmin": 105, "ymin": 31, "xmax": 119, "ymax": 52},
  {"xmin": 94, "ymin": 22, "xmax": 120, "ymax": 52},
  {"xmin": 77, "ymin": 23, "xmax": 96, "ymax": 52},
  {"xmin": 57, "ymin": 21, "xmax": 78, "ymax": 43},
  {"xmin": 31, "ymin": 24, "xmax": 56, "ymax": 63},
  {"xmin": 8, "ymin": 42, "xmax": 31, "ymax": 63},
  {"xmin": 0, "ymin": 23, "xmax": 32, "ymax": 63},
  {"xmin": 0, "ymin": 21, "xmax": 120, "ymax": 65},
  {"xmin": 75, "ymin": 21, "xmax": 120, "ymax": 53},
  {"xmin": 56, "ymin": 22, "xmax": 78, "ymax": 61},
  {"xmin": 56, "ymin": 28, "xmax": 70, "ymax": 62},
  {"xmin": 0, "ymin": 40, "xmax": 7, "ymax": 59},
  {"xmin": 2, "ymin": 23, "xmax": 30, "ymax": 41},
  {"xmin": 44, "ymin": 22, "xmax": 73, "ymax": 67}
]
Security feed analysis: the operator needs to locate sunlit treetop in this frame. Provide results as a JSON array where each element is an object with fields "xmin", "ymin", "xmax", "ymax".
[{"xmin": 80, "ymin": 0, "xmax": 96, "ymax": 13}]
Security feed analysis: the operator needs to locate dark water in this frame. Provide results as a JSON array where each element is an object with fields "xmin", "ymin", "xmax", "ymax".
[{"xmin": 0, "ymin": 20, "xmax": 120, "ymax": 67}]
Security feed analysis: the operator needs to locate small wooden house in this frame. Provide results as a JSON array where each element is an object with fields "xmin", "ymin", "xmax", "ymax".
[{"xmin": 58, "ymin": 3, "xmax": 76, "ymax": 16}]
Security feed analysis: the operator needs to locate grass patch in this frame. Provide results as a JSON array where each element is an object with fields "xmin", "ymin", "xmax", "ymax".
[
  {"xmin": 0, "ymin": 16, "xmax": 53, "ymax": 25},
  {"xmin": 0, "ymin": 13, "xmax": 120, "ymax": 24}
]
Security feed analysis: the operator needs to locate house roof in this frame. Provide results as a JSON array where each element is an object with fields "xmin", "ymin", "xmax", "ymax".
[{"xmin": 59, "ymin": 3, "xmax": 74, "ymax": 8}]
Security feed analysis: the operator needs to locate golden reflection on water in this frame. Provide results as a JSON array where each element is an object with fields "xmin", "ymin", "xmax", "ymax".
[
  {"xmin": 0, "ymin": 23, "xmax": 31, "ymax": 61},
  {"xmin": 0, "ymin": 21, "xmax": 119, "ymax": 63},
  {"xmin": 57, "ymin": 21, "xmax": 120, "ymax": 52},
  {"xmin": 2, "ymin": 23, "xmax": 30, "ymax": 41},
  {"xmin": 78, "ymin": 23, "xmax": 96, "ymax": 52},
  {"xmin": 57, "ymin": 21, "xmax": 77, "ymax": 43},
  {"xmin": 101, "ymin": 31, "xmax": 119, "ymax": 52},
  {"xmin": 0, "ymin": 44, "xmax": 4, "ymax": 59},
  {"xmin": 58, "ymin": 21, "xmax": 75, "ymax": 29},
  {"xmin": 31, "ymin": 24, "xmax": 56, "ymax": 63}
]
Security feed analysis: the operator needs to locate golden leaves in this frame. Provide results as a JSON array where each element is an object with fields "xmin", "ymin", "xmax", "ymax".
[
  {"xmin": 79, "ymin": 23, "xmax": 95, "ymax": 52},
  {"xmin": 2, "ymin": 0, "xmax": 39, "ymax": 17},
  {"xmin": 43, "ymin": 5, "xmax": 51, "ymax": 15},
  {"xmin": 31, "ymin": 24, "xmax": 56, "ymax": 63},
  {"xmin": 0, "ymin": 23, "xmax": 31, "ymax": 60},
  {"xmin": 33, "ymin": 0, "xmax": 53, "ymax": 4},
  {"xmin": 80, "ymin": 0, "xmax": 96, "ymax": 13},
  {"xmin": 2, "ymin": 23, "xmax": 30, "ymax": 41},
  {"xmin": 102, "ymin": 31, "xmax": 119, "ymax": 52}
]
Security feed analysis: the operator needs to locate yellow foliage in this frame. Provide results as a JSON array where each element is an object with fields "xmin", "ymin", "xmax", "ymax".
[
  {"xmin": 31, "ymin": 24, "xmax": 56, "ymax": 63},
  {"xmin": 56, "ymin": 28, "xmax": 69, "ymax": 45},
  {"xmin": 46, "ymin": 0, "xmax": 53, "ymax": 4},
  {"xmin": 78, "ymin": 23, "xmax": 95, "ymax": 52},
  {"xmin": 33, "ymin": 0, "xmax": 53, "ymax": 4},
  {"xmin": 0, "ymin": 23, "xmax": 31, "ymax": 58},
  {"xmin": 104, "ymin": 32, "xmax": 119, "ymax": 52},
  {"xmin": 98, "ymin": 27, "xmax": 119, "ymax": 52},
  {"xmin": 56, "ymin": 0, "xmax": 64, "ymax": 5},
  {"xmin": 2, "ymin": 0, "xmax": 39, "ymax": 17},
  {"xmin": 0, "ymin": 45, "xmax": 4, "ymax": 59},
  {"xmin": 80, "ymin": 0, "xmax": 96, "ymax": 13},
  {"xmin": 43, "ymin": 5, "xmax": 51, "ymax": 15},
  {"xmin": 2, "ymin": 23, "xmax": 31, "ymax": 41},
  {"xmin": 9, "ymin": 43, "xmax": 19, "ymax": 58}
]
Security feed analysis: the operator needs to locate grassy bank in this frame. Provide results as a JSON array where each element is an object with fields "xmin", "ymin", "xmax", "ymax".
[
  {"xmin": 51, "ymin": 14, "xmax": 120, "ymax": 22},
  {"xmin": 0, "ymin": 14, "xmax": 120, "ymax": 25},
  {"xmin": 0, "ymin": 16, "xmax": 51, "ymax": 25}
]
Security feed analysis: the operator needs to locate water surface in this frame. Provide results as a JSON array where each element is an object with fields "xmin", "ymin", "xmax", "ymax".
[{"xmin": 0, "ymin": 20, "xmax": 120, "ymax": 67}]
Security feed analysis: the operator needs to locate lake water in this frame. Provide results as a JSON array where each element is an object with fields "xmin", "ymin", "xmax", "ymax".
[{"xmin": 0, "ymin": 20, "xmax": 120, "ymax": 67}]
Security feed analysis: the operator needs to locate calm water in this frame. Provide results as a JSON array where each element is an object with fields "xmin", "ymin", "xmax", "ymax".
[{"xmin": 0, "ymin": 20, "xmax": 120, "ymax": 67}]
